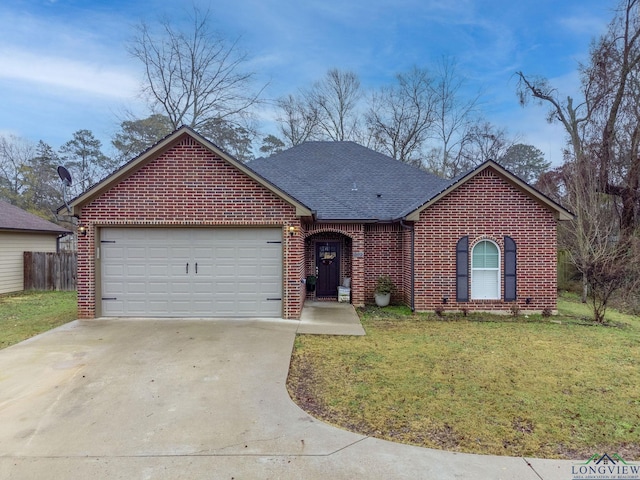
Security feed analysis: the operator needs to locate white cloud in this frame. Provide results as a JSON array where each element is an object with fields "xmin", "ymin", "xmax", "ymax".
[
  {"xmin": 0, "ymin": 46, "xmax": 138, "ymax": 99},
  {"xmin": 557, "ymin": 13, "xmax": 608, "ymax": 37}
]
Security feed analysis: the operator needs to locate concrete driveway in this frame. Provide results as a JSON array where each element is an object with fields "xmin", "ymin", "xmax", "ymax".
[{"xmin": 0, "ymin": 317, "xmax": 574, "ymax": 479}]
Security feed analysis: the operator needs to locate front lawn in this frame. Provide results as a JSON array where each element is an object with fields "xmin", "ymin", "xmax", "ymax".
[
  {"xmin": 287, "ymin": 294, "xmax": 640, "ymax": 459},
  {"xmin": 0, "ymin": 290, "xmax": 77, "ymax": 349}
]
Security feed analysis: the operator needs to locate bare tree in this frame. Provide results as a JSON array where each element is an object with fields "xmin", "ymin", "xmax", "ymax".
[
  {"xmin": 310, "ymin": 69, "xmax": 362, "ymax": 141},
  {"xmin": 276, "ymin": 93, "xmax": 321, "ymax": 146},
  {"xmin": 424, "ymin": 120, "xmax": 510, "ymax": 178},
  {"xmin": 366, "ymin": 66, "xmax": 436, "ymax": 167},
  {"xmin": 129, "ymin": 7, "xmax": 262, "ymax": 131},
  {"xmin": 425, "ymin": 57, "xmax": 482, "ymax": 178},
  {"xmin": 516, "ymin": 0, "xmax": 640, "ymax": 315},
  {"xmin": 516, "ymin": 70, "xmax": 595, "ymax": 302},
  {"xmin": 274, "ymin": 69, "xmax": 362, "ymax": 145},
  {"xmin": 273, "ymin": 61, "xmax": 526, "ymax": 180},
  {"xmin": 587, "ymin": 0, "xmax": 640, "ymax": 237},
  {"xmin": 518, "ymin": 0, "xmax": 640, "ymax": 237},
  {"xmin": 465, "ymin": 121, "xmax": 513, "ymax": 169},
  {"xmin": 560, "ymin": 161, "xmax": 640, "ymax": 323}
]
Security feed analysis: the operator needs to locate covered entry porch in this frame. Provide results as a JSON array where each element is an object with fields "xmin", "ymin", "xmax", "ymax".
[{"xmin": 303, "ymin": 225, "xmax": 365, "ymax": 306}]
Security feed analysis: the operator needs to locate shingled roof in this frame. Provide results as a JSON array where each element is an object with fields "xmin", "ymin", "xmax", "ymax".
[
  {"xmin": 249, "ymin": 141, "xmax": 453, "ymax": 221},
  {"xmin": 64, "ymin": 127, "xmax": 572, "ymax": 223},
  {"xmin": 0, "ymin": 200, "xmax": 70, "ymax": 234}
]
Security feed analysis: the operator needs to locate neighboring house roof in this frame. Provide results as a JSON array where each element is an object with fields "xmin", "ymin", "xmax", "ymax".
[
  {"xmin": 0, "ymin": 200, "xmax": 71, "ymax": 234},
  {"xmin": 249, "ymin": 142, "xmax": 452, "ymax": 221},
  {"xmin": 62, "ymin": 126, "xmax": 313, "ymax": 218}
]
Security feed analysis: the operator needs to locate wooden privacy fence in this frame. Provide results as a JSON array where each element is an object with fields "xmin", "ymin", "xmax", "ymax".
[{"xmin": 24, "ymin": 251, "xmax": 77, "ymax": 291}]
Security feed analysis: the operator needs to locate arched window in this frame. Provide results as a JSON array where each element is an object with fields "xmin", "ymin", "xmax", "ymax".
[{"xmin": 471, "ymin": 240, "xmax": 500, "ymax": 299}]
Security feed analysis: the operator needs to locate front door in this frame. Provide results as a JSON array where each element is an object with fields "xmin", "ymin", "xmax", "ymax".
[{"xmin": 316, "ymin": 242, "xmax": 340, "ymax": 298}]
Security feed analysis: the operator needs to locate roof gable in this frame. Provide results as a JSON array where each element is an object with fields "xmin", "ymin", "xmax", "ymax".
[
  {"xmin": 65, "ymin": 127, "xmax": 312, "ymax": 217},
  {"xmin": 0, "ymin": 200, "xmax": 70, "ymax": 234},
  {"xmin": 403, "ymin": 160, "xmax": 574, "ymax": 221}
]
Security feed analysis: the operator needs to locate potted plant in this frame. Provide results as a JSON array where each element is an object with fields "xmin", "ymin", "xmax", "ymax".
[
  {"xmin": 306, "ymin": 275, "xmax": 316, "ymax": 293},
  {"xmin": 374, "ymin": 275, "xmax": 395, "ymax": 307}
]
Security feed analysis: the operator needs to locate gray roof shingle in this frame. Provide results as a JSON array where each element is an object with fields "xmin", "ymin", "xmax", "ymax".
[
  {"xmin": 249, "ymin": 141, "xmax": 453, "ymax": 221},
  {"xmin": 0, "ymin": 200, "xmax": 70, "ymax": 234}
]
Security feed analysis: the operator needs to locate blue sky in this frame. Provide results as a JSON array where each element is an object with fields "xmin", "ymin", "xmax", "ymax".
[{"xmin": 0, "ymin": 0, "xmax": 613, "ymax": 166}]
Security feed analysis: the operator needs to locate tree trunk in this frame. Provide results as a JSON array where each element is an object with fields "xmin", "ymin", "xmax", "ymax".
[{"xmin": 582, "ymin": 274, "xmax": 588, "ymax": 303}]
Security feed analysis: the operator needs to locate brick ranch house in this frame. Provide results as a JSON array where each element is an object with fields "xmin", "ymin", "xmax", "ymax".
[{"xmin": 63, "ymin": 126, "xmax": 572, "ymax": 320}]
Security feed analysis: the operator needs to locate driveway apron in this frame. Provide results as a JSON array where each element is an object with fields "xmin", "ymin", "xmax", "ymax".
[{"xmin": 0, "ymin": 318, "xmax": 573, "ymax": 479}]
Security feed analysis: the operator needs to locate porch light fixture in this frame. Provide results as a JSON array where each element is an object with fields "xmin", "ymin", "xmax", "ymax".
[
  {"xmin": 442, "ymin": 296, "xmax": 448, "ymax": 304},
  {"xmin": 288, "ymin": 226, "xmax": 297, "ymax": 236},
  {"xmin": 77, "ymin": 225, "xmax": 88, "ymax": 236},
  {"xmin": 525, "ymin": 297, "xmax": 532, "ymax": 305}
]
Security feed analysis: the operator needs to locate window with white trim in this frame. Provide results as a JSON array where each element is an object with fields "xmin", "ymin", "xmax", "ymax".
[{"xmin": 471, "ymin": 240, "xmax": 500, "ymax": 299}]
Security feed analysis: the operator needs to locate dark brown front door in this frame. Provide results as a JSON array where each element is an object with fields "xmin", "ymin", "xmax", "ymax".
[{"xmin": 316, "ymin": 242, "xmax": 340, "ymax": 297}]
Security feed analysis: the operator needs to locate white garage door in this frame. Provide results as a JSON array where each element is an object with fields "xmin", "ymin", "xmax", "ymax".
[{"xmin": 100, "ymin": 227, "xmax": 283, "ymax": 317}]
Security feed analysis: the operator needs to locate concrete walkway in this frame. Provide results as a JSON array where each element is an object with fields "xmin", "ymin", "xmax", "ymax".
[
  {"xmin": 0, "ymin": 309, "xmax": 575, "ymax": 479},
  {"xmin": 297, "ymin": 300, "xmax": 366, "ymax": 335}
]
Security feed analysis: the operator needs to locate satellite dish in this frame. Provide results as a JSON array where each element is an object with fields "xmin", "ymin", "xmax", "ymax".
[
  {"xmin": 57, "ymin": 166, "xmax": 73, "ymax": 214},
  {"xmin": 57, "ymin": 166, "xmax": 72, "ymax": 187}
]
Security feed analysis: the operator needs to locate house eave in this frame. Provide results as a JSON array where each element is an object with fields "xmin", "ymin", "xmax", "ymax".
[
  {"xmin": 0, "ymin": 227, "xmax": 71, "ymax": 235},
  {"xmin": 313, "ymin": 218, "xmax": 381, "ymax": 224},
  {"xmin": 310, "ymin": 217, "xmax": 411, "ymax": 225}
]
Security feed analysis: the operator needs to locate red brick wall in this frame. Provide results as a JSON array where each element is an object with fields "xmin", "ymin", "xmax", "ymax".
[
  {"xmin": 76, "ymin": 135, "xmax": 303, "ymax": 319},
  {"xmin": 363, "ymin": 224, "xmax": 404, "ymax": 304},
  {"xmin": 78, "ymin": 140, "xmax": 558, "ymax": 318},
  {"xmin": 412, "ymin": 168, "xmax": 558, "ymax": 313}
]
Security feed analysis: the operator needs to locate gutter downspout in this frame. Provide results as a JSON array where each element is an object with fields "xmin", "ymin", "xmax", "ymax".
[
  {"xmin": 56, "ymin": 232, "xmax": 71, "ymax": 253},
  {"xmin": 400, "ymin": 219, "xmax": 415, "ymax": 312}
]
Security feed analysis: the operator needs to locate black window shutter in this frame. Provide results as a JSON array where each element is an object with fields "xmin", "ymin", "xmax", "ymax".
[
  {"xmin": 504, "ymin": 236, "xmax": 517, "ymax": 301},
  {"xmin": 456, "ymin": 236, "xmax": 469, "ymax": 302}
]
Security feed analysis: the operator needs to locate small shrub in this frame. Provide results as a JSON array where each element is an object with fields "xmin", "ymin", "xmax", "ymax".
[
  {"xmin": 434, "ymin": 306, "xmax": 445, "ymax": 317},
  {"xmin": 461, "ymin": 308, "xmax": 469, "ymax": 317},
  {"xmin": 541, "ymin": 308, "xmax": 553, "ymax": 318},
  {"xmin": 374, "ymin": 275, "xmax": 396, "ymax": 295},
  {"xmin": 510, "ymin": 304, "xmax": 521, "ymax": 317}
]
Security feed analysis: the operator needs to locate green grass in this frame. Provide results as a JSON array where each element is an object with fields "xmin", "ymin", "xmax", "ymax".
[
  {"xmin": 287, "ymin": 294, "xmax": 640, "ymax": 459},
  {"xmin": 0, "ymin": 290, "xmax": 77, "ymax": 349}
]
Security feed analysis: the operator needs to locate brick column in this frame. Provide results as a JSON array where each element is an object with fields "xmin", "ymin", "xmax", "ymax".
[{"xmin": 350, "ymin": 226, "xmax": 366, "ymax": 307}]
